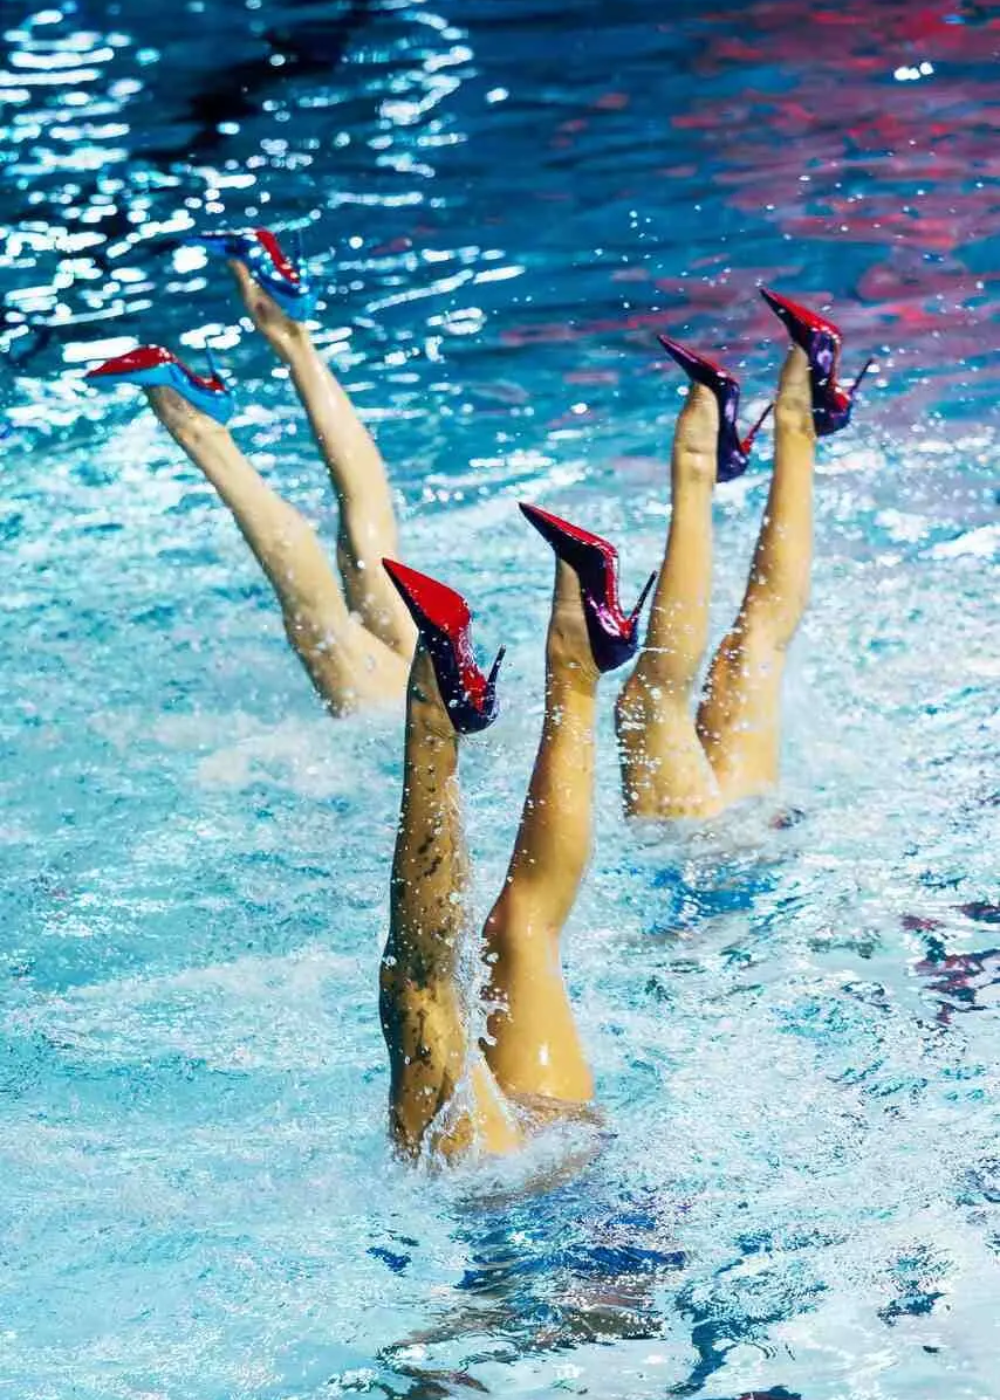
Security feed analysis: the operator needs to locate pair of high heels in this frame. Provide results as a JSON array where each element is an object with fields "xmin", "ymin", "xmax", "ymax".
[
  {"xmin": 660, "ymin": 286, "xmax": 873, "ymax": 481},
  {"xmin": 83, "ymin": 228, "xmax": 315, "ymax": 424},
  {"xmin": 385, "ymin": 504, "xmax": 654, "ymax": 734}
]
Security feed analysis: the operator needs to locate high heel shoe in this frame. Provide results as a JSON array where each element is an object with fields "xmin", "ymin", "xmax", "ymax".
[
  {"xmin": 657, "ymin": 333, "xmax": 771, "ymax": 482},
  {"xmin": 519, "ymin": 503, "xmax": 654, "ymax": 673},
  {"xmin": 85, "ymin": 346, "xmax": 234, "ymax": 424},
  {"xmin": 187, "ymin": 227, "xmax": 317, "ymax": 321},
  {"xmin": 382, "ymin": 559, "xmax": 504, "ymax": 733},
  {"xmin": 759, "ymin": 287, "xmax": 873, "ymax": 436}
]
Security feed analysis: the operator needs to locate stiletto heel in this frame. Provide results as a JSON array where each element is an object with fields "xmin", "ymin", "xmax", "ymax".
[
  {"xmin": 518, "ymin": 503, "xmax": 654, "ymax": 673},
  {"xmin": 759, "ymin": 287, "xmax": 872, "ymax": 436},
  {"xmin": 382, "ymin": 560, "xmax": 504, "ymax": 733},
  {"xmin": 85, "ymin": 346, "xmax": 234, "ymax": 424},
  {"xmin": 187, "ymin": 227, "xmax": 317, "ymax": 321},
  {"xmin": 658, "ymin": 333, "xmax": 770, "ymax": 482}
]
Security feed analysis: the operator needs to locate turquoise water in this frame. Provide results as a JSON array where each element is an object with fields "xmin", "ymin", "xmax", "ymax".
[{"xmin": 2, "ymin": 1, "xmax": 999, "ymax": 1395}]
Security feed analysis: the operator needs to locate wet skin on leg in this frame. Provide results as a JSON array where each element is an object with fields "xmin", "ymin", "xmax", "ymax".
[
  {"xmin": 481, "ymin": 560, "xmax": 599, "ymax": 1108},
  {"xmin": 616, "ymin": 384, "xmax": 724, "ymax": 821},
  {"xmin": 383, "ymin": 565, "xmax": 606, "ymax": 1160},
  {"xmin": 696, "ymin": 346, "xmax": 816, "ymax": 804},
  {"xmin": 144, "ymin": 384, "xmax": 406, "ymax": 714},
  {"xmin": 617, "ymin": 347, "xmax": 816, "ymax": 820},
  {"xmin": 381, "ymin": 643, "xmax": 522, "ymax": 1161},
  {"xmin": 229, "ymin": 261, "xmax": 416, "ymax": 659}
]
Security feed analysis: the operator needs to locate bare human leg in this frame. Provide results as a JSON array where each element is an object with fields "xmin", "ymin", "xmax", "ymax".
[
  {"xmin": 147, "ymin": 384, "xmax": 406, "ymax": 714},
  {"xmin": 381, "ymin": 641, "xmax": 522, "ymax": 1161},
  {"xmin": 229, "ymin": 260, "xmax": 416, "ymax": 659},
  {"xmin": 696, "ymin": 346, "xmax": 816, "ymax": 802},
  {"xmin": 616, "ymin": 384, "xmax": 723, "ymax": 821},
  {"xmin": 481, "ymin": 560, "xmax": 601, "ymax": 1108}
]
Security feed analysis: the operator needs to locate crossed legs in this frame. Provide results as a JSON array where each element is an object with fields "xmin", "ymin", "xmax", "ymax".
[
  {"xmin": 381, "ymin": 562, "xmax": 598, "ymax": 1161},
  {"xmin": 617, "ymin": 347, "xmax": 816, "ymax": 819}
]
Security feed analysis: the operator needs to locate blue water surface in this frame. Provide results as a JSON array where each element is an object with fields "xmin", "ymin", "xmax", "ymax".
[{"xmin": 2, "ymin": 1, "xmax": 999, "ymax": 1396}]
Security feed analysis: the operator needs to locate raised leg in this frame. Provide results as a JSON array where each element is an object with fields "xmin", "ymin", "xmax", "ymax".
[
  {"xmin": 696, "ymin": 347, "xmax": 816, "ymax": 802},
  {"xmin": 615, "ymin": 385, "xmax": 723, "ymax": 820},
  {"xmin": 229, "ymin": 261, "xmax": 416, "ymax": 659},
  {"xmin": 381, "ymin": 645, "xmax": 522, "ymax": 1160},
  {"xmin": 480, "ymin": 561, "xmax": 599, "ymax": 1107},
  {"xmin": 147, "ymin": 386, "xmax": 406, "ymax": 714}
]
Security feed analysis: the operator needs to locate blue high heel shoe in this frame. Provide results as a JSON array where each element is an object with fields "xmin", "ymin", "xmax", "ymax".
[
  {"xmin": 187, "ymin": 227, "xmax": 317, "ymax": 322},
  {"xmin": 85, "ymin": 346, "xmax": 234, "ymax": 424}
]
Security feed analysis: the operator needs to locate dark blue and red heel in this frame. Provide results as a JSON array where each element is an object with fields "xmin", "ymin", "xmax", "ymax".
[
  {"xmin": 658, "ymin": 333, "xmax": 771, "ymax": 482},
  {"xmin": 85, "ymin": 346, "xmax": 234, "ymax": 424},
  {"xmin": 759, "ymin": 288, "xmax": 873, "ymax": 437},
  {"xmin": 382, "ymin": 559, "xmax": 504, "ymax": 734},
  {"xmin": 518, "ymin": 503, "xmax": 654, "ymax": 673},
  {"xmin": 187, "ymin": 227, "xmax": 317, "ymax": 322}
]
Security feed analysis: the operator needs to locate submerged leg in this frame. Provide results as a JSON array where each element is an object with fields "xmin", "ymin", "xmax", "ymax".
[
  {"xmin": 696, "ymin": 347, "xmax": 816, "ymax": 803},
  {"xmin": 481, "ymin": 561, "xmax": 599, "ymax": 1107},
  {"xmin": 147, "ymin": 385, "xmax": 406, "ymax": 714},
  {"xmin": 230, "ymin": 261, "xmax": 416, "ymax": 659},
  {"xmin": 616, "ymin": 385, "xmax": 723, "ymax": 820},
  {"xmin": 382, "ymin": 645, "xmax": 522, "ymax": 1160}
]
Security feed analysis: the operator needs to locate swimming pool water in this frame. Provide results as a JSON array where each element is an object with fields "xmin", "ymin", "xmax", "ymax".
[{"xmin": 2, "ymin": 1, "xmax": 999, "ymax": 1395}]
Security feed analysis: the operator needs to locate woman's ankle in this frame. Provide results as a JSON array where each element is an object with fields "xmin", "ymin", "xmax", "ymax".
[{"xmin": 147, "ymin": 385, "xmax": 230, "ymax": 448}]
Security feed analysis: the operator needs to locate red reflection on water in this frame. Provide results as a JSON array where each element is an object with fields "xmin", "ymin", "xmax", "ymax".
[
  {"xmin": 911, "ymin": 901, "xmax": 1000, "ymax": 1023},
  {"xmin": 593, "ymin": 91, "xmax": 631, "ymax": 111},
  {"xmin": 916, "ymin": 947, "xmax": 1000, "ymax": 1024},
  {"xmin": 656, "ymin": 0, "xmax": 1000, "ymax": 394}
]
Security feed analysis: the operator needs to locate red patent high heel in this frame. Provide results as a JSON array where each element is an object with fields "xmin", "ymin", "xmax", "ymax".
[
  {"xmin": 382, "ymin": 559, "xmax": 504, "ymax": 733},
  {"xmin": 759, "ymin": 288, "xmax": 872, "ymax": 436},
  {"xmin": 658, "ymin": 334, "xmax": 770, "ymax": 481},
  {"xmin": 519, "ymin": 503, "xmax": 654, "ymax": 673}
]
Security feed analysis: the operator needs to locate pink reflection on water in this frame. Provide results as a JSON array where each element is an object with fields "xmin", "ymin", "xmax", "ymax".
[{"xmin": 657, "ymin": 0, "xmax": 999, "ymax": 392}]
